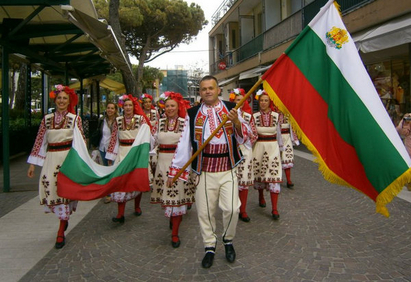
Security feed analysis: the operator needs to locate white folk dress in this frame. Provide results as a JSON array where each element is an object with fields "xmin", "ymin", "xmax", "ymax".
[
  {"xmin": 106, "ymin": 114, "xmax": 148, "ymax": 203},
  {"xmin": 279, "ymin": 114, "xmax": 300, "ymax": 169},
  {"xmin": 151, "ymin": 117, "xmax": 195, "ymax": 217},
  {"xmin": 237, "ymin": 110, "xmax": 258, "ymax": 190},
  {"xmin": 253, "ymin": 111, "xmax": 283, "ymax": 192},
  {"xmin": 27, "ymin": 112, "xmax": 83, "ymax": 220}
]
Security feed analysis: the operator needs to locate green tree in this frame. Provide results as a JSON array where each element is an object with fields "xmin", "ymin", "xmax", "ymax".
[{"xmin": 94, "ymin": 0, "xmax": 207, "ymax": 96}]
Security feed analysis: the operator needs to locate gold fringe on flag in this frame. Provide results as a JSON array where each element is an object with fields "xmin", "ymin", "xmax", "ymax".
[{"xmin": 263, "ymin": 80, "xmax": 410, "ymax": 218}]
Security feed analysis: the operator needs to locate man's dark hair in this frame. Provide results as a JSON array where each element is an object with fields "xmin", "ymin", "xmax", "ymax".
[{"xmin": 200, "ymin": 75, "xmax": 219, "ymax": 85}]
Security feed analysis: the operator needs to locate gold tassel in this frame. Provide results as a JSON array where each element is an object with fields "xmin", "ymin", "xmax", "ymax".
[{"xmin": 334, "ymin": 1, "xmax": 342, "ymax": 18}]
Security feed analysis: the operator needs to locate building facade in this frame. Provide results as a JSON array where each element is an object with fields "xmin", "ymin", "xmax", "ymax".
[{"xmin": 209, "ymin": 0, "xmax": 411, "ymax": 124}]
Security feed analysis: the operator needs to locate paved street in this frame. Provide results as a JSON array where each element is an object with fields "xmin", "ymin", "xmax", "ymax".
[{"xmin": 1, "ymin": 151, "xmax": 411, "ymax": 281}]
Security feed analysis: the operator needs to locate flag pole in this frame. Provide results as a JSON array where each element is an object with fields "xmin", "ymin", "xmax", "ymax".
[{"xmin": 171, "ymin": 77, "xmax": 263, "ymax": 183}]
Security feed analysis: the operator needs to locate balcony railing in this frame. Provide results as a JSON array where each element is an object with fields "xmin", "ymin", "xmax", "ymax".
[
  {"xmin": 211, "ymin": 0, "xmax": 239, "ymax": 27},
  {"xmin": 210, "ymin": 0, "xmax": 375, "ymax": 75}
]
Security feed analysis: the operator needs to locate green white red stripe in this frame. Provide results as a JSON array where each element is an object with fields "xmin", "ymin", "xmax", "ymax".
[
  {"xmin": 262, "ymin": 0, "xmax": 411, "ymax": 216},
  {"xmin": 57, "ymin": 124, "xmax": 150, "ymax": 201}
]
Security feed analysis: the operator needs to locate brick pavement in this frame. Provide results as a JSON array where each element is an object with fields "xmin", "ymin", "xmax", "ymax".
[{"xmin": 2, "ymin": 153, "xmax": 410, "ymax": 281}]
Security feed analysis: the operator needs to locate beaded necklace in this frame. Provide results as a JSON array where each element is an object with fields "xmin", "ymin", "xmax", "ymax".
[
  {"xmin": 166, "ymin": 117, "xmax": 178, "ymax": 132},
  {"xmin": 123, "ymin": 115, "xmax": 135, "ymax": 131}
]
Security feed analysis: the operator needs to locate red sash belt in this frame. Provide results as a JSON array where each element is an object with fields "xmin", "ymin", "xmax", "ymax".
[
  {"xmin": 47, "ymin": 141, "xmax": 72, "ymax": 152},
  {"xmin": 257, "ymin": 135, "xmax": 276, "ymax": 141},
  {"xmin": 119, "ymin": 139, "xmax": 134, "ymax": 146},
  {"xmin": 159, "ymin": 144, "xmax": 177, "ymax": 153},
  {"xmin": 281, "ymin": 128, "xmax": 290, "ymax": 134}
]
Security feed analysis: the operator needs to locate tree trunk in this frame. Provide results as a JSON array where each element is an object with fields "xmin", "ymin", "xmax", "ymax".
[
  {"xmin": 14, "ymin": 63, "xmax": 26, "ymax": 110},
  {"xmin": 136, "ymin": 38, "xmax": 150, "ymax": 96},
  {"xmin": 108, "ymin": 0, "xmax": 137, "ymax": 95}
]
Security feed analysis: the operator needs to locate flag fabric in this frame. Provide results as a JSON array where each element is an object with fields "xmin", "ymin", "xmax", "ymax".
[
  {"xmin": 261, "ymin": 0, "xmax": 411, "ymax": 217},
  {"xmin": 57, "ymin": 123, "xmax": 150, "ymax": 201}
]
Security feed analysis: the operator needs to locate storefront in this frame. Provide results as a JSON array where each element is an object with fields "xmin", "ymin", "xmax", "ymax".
[{"xmin": 353, "ymin": 13, "xmax": 411, "ymax": 126}]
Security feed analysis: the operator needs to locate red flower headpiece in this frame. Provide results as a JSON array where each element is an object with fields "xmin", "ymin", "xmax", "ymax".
[
  {"xmin": 49, "ymin": 84, "xmax": 78, "ymax": 114},
  {"xmin": 255, "ymin": 89, "xmax": 275, "ymax": 111},
  {"xmin": 161, "ymin": 91, "xmax": 190, "ymax": 118},
  {"xmin": 118, "ymin": 94, "xmax": 152, "ymax": 131},
  {"xmin": 229, "ymin": 88, "xmax": 246, "ymax": 102},
  {"xmin": 229, "ymin": 88, "xmax": 252, "ymax": 115},
  {"xmin": 139, "ymin": 93, "xmax": 155, "ymax": 109}
]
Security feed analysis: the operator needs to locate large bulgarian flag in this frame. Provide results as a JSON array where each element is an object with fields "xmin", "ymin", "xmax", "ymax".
[
  {"xmin": 57, "ymin": 123, "xmax": 150, "ymax": 201},
  {"xmin": 262, "ymin": 0, "xmax": 411, "ymax": 217}
]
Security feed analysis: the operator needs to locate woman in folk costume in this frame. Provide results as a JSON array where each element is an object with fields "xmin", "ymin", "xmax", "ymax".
[
  {"xmin": 140, "ymin": 93, "xmax": 160, "ymax": 195},
  {"xmin": 229, "ymin": 88, "xmax": 258, "ymax": 222},
  {"xmin": 274, "ymin": 106, "xmax": 300, "ymax": 188},
  {"xmin": 150, "ymin": 92, "xmax": 195, "ymax": 248},
  {"xmin": 27, "ymin": 85, "xmax": 84, "ymax": 249},
  {"xmin": 105, "ymin": 94, "xmax": 151, "ymax": 223},
  {"xmin": 140, "ymin": 93, "xmax": 159, "ymax": 134},
  {"xmin": 253, "ymin": 89, "xmax": 283, "ymax": 220}
]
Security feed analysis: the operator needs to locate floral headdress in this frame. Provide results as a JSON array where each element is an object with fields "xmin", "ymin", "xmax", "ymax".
[
  {"xmin": 117, "ymin": 94, "xmax": 152, "ymax": 130},
  {"xmin": 117, "ymin": 94, "xmax": 129, "ymax": 108},
  {"xmin": 49, "ymin": 84, "xmax": 78, "ymax": 114},
  {"xmin": 255, "ymin": 89, "xmax": 266, "ymax": 100},
  {"xmin": 229, "ymin": 87, "xmax": 252, "ymax": 115},
  {"xmin": 255, "ymin": 89, "xmax": 275, "ymax": 111},
  {"xmin": 229, "ymin": 88, "xmax": 246, "ymax": 101},
  {"xmin": 139, "ymin": 93, "xmax": 155, "ymax": 110},
  {"xmin": 160, "ymin": 91, "xmax": 190, "ymax": 118}
]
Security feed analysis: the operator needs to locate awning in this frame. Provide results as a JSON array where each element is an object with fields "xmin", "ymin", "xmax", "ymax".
[
  {"xmin": 352, "ymin": 13, "xmax": 411, "ymax": 53},
  {"xmin": 70, "ymin": 76, "xmax": 126, "ymax": 94},
  {"xmin": 219, "ymin": 76, "xmax": 238, "ymax": 86},
  {"xmin": 65, "ymin": 7, "xmax": 132, "ymax": 74},
  {"xmin": 239, "ymin": 65, "xmax": 271, "ymax": 80}
]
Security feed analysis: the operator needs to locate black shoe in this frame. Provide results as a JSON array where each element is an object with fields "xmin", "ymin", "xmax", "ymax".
[
  {"xmin": 112, "ymin": 216, "xmax": 125, "ymax": 223},
  {"xmin": 286, "ymin": 182, "xmax": 294, "ymax": 188},
  {"xmin": 171, "ymin": 236, "xmax": 180, "ymax": 248},
  {"xmin": 224, "ymin": 241, "xmax": 236, "ymax": 263},
  {"xmin": 239, "ymin": 213, "xmax": 250, "ymax": 222},
  {"xmin": 55, "ymin": 236, "xmax": 65, "ymax": 249},
  {"xmin": 134, "ymin": 209, "xmax": 142, "ymax": 216},
  {"xmin": 272, "ymin": 212, "xmax": 280, "ymax": 220},
  {"xmin": 259, "ymin": 202, "xmax": 266, "ymax": 208},
  {"xmin": 201, "ymin": 248, "xmax": 215, "ymax": 268}
]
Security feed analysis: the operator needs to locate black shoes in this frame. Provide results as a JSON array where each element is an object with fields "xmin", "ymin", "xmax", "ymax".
[
  {"xmin": 171, "ymin": 235, "xmax": 181, "ymax": 248},
  {"xmin": 239, "ymin": 213, "xmax": 250, "ymax": 222},
  {"xmin": 223, "ymin": 241, "xmax": 236, "ymax": 263},
  {"xmin": 259, "ymin": 201, "xmax": 266, "ymax": 208},
  {"xmin": 272, "ymin": 211, "xmax": 280, "ymax": 220},
  {"xmin": 134, "ymin": 209, "xmax": 142, "ymax": 216},
  {"xmin": 286, "ymin": 182, "xmax": 294, "ymax": 188},
  {"xmin": 55, "ymin": 236, "xmax": 65, "ymax": 249},
  {"xmin": 201, "ymin": 248, "xmax": 215, "ymax": 268},
  {"xmin": 112, "ymin": 216, "xmax": 125, "ymax": 223}
]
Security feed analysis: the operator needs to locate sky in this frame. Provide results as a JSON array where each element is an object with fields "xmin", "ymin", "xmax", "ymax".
[{"xmin": 130, "ymin": 0, "xmax": 221, "ymax": 73}]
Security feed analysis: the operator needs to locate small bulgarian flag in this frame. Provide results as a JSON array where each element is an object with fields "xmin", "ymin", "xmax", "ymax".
[
  {"xmin": 262, "ymin": 0, "xmax": 411, "ymax": 217},
  {"xmin": 57, "ymin": 123, "xmax": 150, "ymax": 201}
]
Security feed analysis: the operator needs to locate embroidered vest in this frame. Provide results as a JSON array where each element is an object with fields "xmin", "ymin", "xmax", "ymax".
[{"xmin": 187, "ymin": 101, "xmax": 243, "ymax": 174}]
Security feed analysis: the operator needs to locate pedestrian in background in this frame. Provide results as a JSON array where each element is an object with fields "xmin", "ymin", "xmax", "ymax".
[
  {"xmin": 396, "ymin": 113, "xmax": 411, "ymax": 191},
  {"xmin": 90, "ymin": 101, "xmax": 119, "ymax": 203},
  {"xmin": 27, "ymin": 85, "xmax": 84, "ymax": 249}
]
